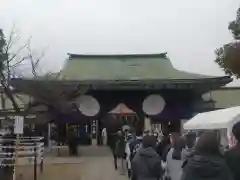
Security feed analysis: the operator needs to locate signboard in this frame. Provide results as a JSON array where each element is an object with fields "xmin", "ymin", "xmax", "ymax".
[
  {"xmin": 91, "ymin": 120, "xmax": 97, "ymax": 139},
  {"xmin": 14, "ymin": 116, "xmax": 24, "ymax": 134}
]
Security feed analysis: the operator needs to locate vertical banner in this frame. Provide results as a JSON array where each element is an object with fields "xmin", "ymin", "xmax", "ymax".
[
  {"xmin": 13, "ymin": 116, "xmax": 24, "ymax": 180},
  {"xmin": 92, "ymin": 120, "xmax": 97, "ymax": 139},
  {"xmin": 14, "ymin": 116, "xmax": 24, "ymax": 135}
]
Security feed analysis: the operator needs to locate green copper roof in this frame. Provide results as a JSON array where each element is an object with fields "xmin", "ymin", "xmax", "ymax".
[{"xmin": 59, "ymin": 53, "xmax": 224, "ymax": 81}]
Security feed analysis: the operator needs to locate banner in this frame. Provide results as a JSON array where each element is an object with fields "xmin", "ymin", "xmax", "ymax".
[{"xmin": 14, "ymin": 116, "xmax": 24, "ymax": 134}]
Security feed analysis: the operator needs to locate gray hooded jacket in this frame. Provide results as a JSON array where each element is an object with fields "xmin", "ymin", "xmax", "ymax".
[{"xmin": 132, "ymin": 147, "xmax": 164, "ymax": 180}]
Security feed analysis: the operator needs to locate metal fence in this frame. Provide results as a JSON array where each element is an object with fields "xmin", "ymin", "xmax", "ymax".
[{"xmin": 0, "ymin": 136, "xmax": 44, "ymax": 180}]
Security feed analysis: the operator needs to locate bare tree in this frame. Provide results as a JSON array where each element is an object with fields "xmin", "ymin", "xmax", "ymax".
[
  {"xmin": 0, "ymin": 27, "xmax": 45, "ymax": 116},
  {"xmin": 0, "ymin": 27, "xmax": 89, "ymax": 125}
]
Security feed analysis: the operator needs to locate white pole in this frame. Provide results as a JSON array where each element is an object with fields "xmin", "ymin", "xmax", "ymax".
[
  {"xmin": 48, "ymin": 123, "xmax": 52, "ymax": 152},
  {"xmin": 13, "ymin": 133, "xmax": 20, "ymax": 180}
]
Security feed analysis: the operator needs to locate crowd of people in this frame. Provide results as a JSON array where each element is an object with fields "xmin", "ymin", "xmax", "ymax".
[{"xmin": 109, "ymin": 121, "xmax": 240, "ymax": 180}]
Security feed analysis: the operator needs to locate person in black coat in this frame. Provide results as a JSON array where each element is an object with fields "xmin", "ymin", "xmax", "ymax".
[
  {"xmin": 67, "ymin": 128, "xmax": 78, "ymax": 156},
  {"xmin": 161, "ymin": 132, "xmax": 180, "ymax": 162},
  {"xmin": 225, "ymin": 121, "xmax": 240, "ymax": 180},
  {"xmin": 181, "ymin": 131, "xmax": 233, "ymax": 180},
  {"xmin": 132, "ymin": 135, "xmax": 164, "ymax": 180},
  {"xmin": 108, "ymin": 131, "xmax": 119, "ymax": 170},
  {"xmin": 156, "ymin": 134, "xmax": 170, "ymax": 158}
]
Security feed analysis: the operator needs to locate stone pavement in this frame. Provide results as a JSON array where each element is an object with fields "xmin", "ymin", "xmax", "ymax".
[
  {"xmin": 77, "ymin": 146, "xmax": 128, "ymax": 180},
  {"xmin": 81, "ymin": 155, "xmax": 128, "ymax": 180},
  {"xmin": 17, "ymin": 146, "xmax": 128, "ymax": 180}
]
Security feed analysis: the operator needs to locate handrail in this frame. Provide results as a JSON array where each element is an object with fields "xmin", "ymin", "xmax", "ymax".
[{"xmin": 0, "ymin": 136, "xmax": 44, "ymax": 167}]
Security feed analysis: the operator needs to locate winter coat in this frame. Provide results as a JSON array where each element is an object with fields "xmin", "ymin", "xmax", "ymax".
[
  {"xmin": 132, "ymin": 147, "xmax": 164, "ymax": 180},
  {"xmin": 115, "ymin": 136, "xmax": 126, "ymax": 158},
  {"xmin": 129, "ymin": 136, "xmax": 142, "ymax": 160},
  {"xmin": 108, "ymin": 133, "xmax": 118, "ymax": 154},
  {"xmin": 166, "ymin": 148, "xmax": 184, "ymax": 180},
  {"xmin": 181, "ymin": 154, "xmax": 233, "ymax": 180},
  {"xmin": 225, "ymin": 143, "xmax": 240, "ymax": 180},
  {"xmin": 182, "ymin": 148, "xmax": 194, "ymax": 161},
  {"xmin": 156, "ymin": 138, "xmax": 170, "ymax": 157},
  {"xmin": 161, "ymin": 144, "xmax": 172, "ymax": 162}
]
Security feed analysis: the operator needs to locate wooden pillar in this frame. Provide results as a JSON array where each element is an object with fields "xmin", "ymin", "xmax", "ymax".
[
  {"xmin": 48, "ymin": 123, "xmax": 52, "ymax": 152},
  {"xmin": 144, "ymin": 116, "xmax": 152, "ymax": 132}
]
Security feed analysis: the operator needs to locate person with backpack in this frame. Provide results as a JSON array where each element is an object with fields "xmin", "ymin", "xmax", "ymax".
[
  {"xmin": 129, "ymin": 131, "xmax": 143, "ymax": 161},
  {"xmin": 131, "ymin": 135, "xmax": 164, "ymax": 180},
  {"xmin": 165, "ymin": 133, "xmax": 185, "ymax": 180},
  {"xmin": 125, "ymin": 132, "xmax": 134, "ymax": 179},
  {"xmin": 125, "ymin": 130, "xmax": 142, "ymax": 179}
]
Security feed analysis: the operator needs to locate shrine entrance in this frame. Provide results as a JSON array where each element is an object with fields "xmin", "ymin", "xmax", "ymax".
[
  {"xmin": 67, "ymin": 122, "xmax": 92, "ymax": 145},
  {"xmin": 51, "ymin": 121, "xmax": 92, "ymax": 146},
  {"xmin": 109, "ymin": 103, "xmax": 138, "ymax": 127},
  {"xmin": 10, "ymin": 53, "xmax": 232, "ymax": 149},
  {"xmin": 96, "ymin": 103, "xmax": 143, "ymax": 146}
]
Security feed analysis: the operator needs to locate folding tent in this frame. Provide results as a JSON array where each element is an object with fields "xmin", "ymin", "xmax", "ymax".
[
  {"xmin": 184, "ymin": 106, "xmax": 240, "ymax": 130},
  {"xmin": 184, "ymin": 106, "xmax": 240, "ymax": 146}
]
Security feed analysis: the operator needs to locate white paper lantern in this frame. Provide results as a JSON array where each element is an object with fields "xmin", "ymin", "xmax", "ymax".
[
  {"xmin": 142, "ymin": 94, "xmax": 166, "ymax": 115},
  {"xmin": 77, "ymin": 95, "xmax": 100, "ymax": 116}
]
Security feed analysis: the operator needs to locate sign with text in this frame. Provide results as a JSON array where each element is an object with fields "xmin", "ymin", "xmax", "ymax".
[{"xmin": 14, "ymin": 116, "xmax": 24, "ymax": 134}]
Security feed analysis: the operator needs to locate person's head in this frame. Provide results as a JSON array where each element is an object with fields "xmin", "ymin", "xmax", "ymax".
[
  {"xmin": 232, "ymin": 121, "xmax": 240, "ymax": 142},
  {"xmin": 195, "ymin": 131, "xmax": 221, "ymax": 155},
  {"xmin": 170, "ymin": 132, "xmax": 180, "ymax": 145},
  {"xmin": 135, "ymin": 129, "xmax": 142, "ymax": 137},
  {"xmin": 172, "ymin": 136, "xmax": 185, "ymax": 149},
  {"xmin": 117, "ymin": 130, "xmax": 123, "ymax": 136},
  {"xmin": 185, "ymin": 132, "xmax": 197, "ymax": 149},
  {"xmin": 127, "ymin": 133, "xmax": 132, "ymax": 141},
  {"xmin": 143, "ymin": 130, "xmax": 150, "ymax": 136},
  {"xmin": 142, "ymin": 135, "xmax": 157, "ymax": 148},
  {"xmin": 162, "ymin": 134, "xmax": 170, "ymax": 144},
  {"xmin": 172, "ymin": 136, "xmax": 185, "ymax": 160}
]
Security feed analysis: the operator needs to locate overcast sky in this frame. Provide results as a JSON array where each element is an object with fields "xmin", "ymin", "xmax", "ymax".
[{"xmin": 0, "ymin": 0, "xmax": 239, "ymax": 85}]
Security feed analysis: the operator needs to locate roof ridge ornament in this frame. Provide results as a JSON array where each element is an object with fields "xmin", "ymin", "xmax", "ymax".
[{"xmin": 67, "ymin": 52, "xmax": 168, "ymax": 59}]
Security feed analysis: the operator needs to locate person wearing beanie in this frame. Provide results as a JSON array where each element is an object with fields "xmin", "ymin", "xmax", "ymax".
[{"xmin": 131, "ymin": 135, "xmax": 164, "ymax": 180}]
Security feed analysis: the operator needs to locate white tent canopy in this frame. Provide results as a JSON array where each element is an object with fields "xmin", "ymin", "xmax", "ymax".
[{"xmin": 184, "ymin": 106, "xmax": 240, "ymax": 130}]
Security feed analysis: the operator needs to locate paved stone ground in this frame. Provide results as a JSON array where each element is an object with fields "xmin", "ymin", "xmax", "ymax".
[
  {"xmin": 71, "ymin": 146, "xmax": 128, "ymax": 180},
  {"xmin": 81, "ymin": 156, "xmax": 128, "ymax": 180},
  {"xmin": 17, "ymin": 146, "xmax": 128, "ymax": 180}
]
